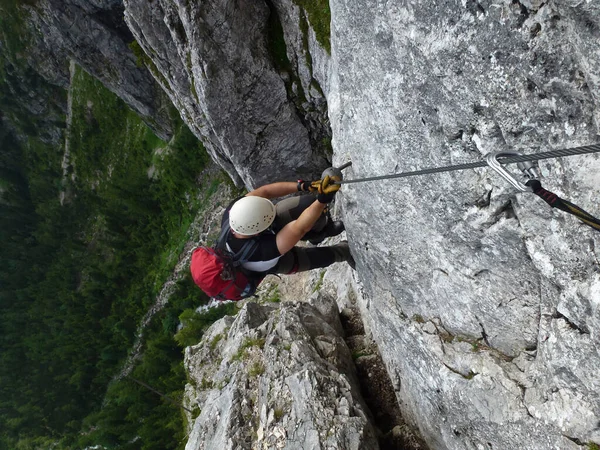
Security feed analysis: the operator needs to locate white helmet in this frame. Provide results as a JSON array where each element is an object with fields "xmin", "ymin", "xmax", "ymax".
[{"xmin": 229, "ymin": 196, "xmax": 276, "ymax": 236}]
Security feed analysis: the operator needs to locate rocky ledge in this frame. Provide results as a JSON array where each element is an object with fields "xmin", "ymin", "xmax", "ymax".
[{"xmin": 183, "ymin": 298, "xmax": 379, "ymax": 450}]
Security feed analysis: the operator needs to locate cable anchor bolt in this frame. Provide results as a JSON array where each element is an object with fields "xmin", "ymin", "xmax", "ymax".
[
  {"xmin": 323, "ymin": 161, "xmax": 352, "ymax": 184},
  {"xmin": 517, "ymin": 159, "xmax": 540, "ymax": 181}
]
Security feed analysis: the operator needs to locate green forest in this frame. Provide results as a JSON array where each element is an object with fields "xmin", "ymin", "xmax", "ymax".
[{"xmin": 0, "ymin": 3, "xmax": 239, "ymax": 448}]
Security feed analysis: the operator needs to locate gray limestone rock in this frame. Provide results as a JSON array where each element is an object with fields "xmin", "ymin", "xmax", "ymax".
[
  {"xmin": 183, "ymin": 301, "xmax": 379, "ymax": 450},
  {"xmin": 329, "ymin": 0, "xmax": 600, "ymax": 448},
  {"xmin": 25, "ymin": 0, "xmax": 173, "ymax": 140},
  {"xmin": 271, "ymin": 0, "xmax": 333, "ymax": 161},
  {"xmin": 14, "ymin": 0, "xmax": 600, "ymax": 447},
  {"xmin": 123, "ymin": 0, "xmax": 330, "ymax": 189}
]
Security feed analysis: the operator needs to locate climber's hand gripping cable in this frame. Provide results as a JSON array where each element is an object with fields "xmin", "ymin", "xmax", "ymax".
[{"xmin": 314, "ymin": 175, "xmax": 341, "ymax": 204}]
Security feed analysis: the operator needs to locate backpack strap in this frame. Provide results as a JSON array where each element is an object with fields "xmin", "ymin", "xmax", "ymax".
[
  {"xmin": 215, "ymin": 221, "xmax": 260, "ymax": 265},
  {"xmin": 215, "ymin": 221, "xmax": 231, "ymax": 249},
  {"xmin": 232, "ymin": 239, "xmax": 259, "ymax": 265}
]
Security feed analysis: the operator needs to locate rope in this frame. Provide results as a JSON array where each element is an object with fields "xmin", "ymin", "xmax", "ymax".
[{"xmin": 336, "ymin": 142, "xmax": 600, "ymax": 185}]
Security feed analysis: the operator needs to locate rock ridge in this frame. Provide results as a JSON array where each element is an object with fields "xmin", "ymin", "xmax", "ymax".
[
  {"xmin": 124, "ymin": 0, "xmax": 332, "ymax": 189},
  {"xmin": 183, "ymin": 299, "xmax": 379, "ymax": 450}
]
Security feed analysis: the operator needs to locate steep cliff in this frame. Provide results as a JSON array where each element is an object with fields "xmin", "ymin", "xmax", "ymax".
[
  {"xmin": 6, "ymin": 0, "xmax": 600, "ymax": 448},
  {"xmin": 133, "ymin": 0, "xmax": 599, "ymax": 448},
  {"xmin": 23, "ymin": 0, "xmax": 174, "ymax": 140},
  {"xmin": 329, "ymin": 1, "xmax": 600, "ymax": 448},
  {"xmin": 123, "ymin": 0, "xmax": 331, "ymax": 188}
]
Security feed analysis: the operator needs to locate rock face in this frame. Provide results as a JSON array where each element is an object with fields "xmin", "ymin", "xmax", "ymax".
[
  {"xmin": 12, "ymin": 0, "xmax": 600, "ymax": 447},
  {"xmin": 329, "ymin": 0, "xmax": 600, "ymax": 448},
  {"xmin": 25, "ymin": 0, "xmax": 173, "ymax": 140},
  {"xmin": 183, "ymin": 299, "xmax": 378, "ymax": 449},
  {"xmin": 14, "ymin": 0, "xmax": 333, "ymax": 184},
  {"xmin": 123, "ymin": 0, "xmax": 331, "ymax": 188}
]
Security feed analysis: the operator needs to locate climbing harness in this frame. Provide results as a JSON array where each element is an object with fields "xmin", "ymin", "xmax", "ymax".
[{"xmin": 332, "ymin": 142, "xmax": 600, "ymax": 231}]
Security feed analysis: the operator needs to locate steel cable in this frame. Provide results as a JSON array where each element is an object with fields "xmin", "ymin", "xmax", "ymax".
[{"xmin": 337, "ymin": 142, "xmax": 600, "ymax": 185}]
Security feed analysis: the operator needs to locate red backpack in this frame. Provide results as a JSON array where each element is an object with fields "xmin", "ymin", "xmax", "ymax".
[{"xmin": 190, "ymin": 224, "xmax": 263, "ymax": 301}]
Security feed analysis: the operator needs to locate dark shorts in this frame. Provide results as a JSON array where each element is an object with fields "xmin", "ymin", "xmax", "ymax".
[{"xmin": 270, "ymin": 195, "xmax": 347, "ymax": 274}]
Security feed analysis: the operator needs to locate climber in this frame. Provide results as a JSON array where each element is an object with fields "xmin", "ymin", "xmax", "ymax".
[{"xmin": 222, "ymin": 175, "xmax": 355, "ymax": 276}]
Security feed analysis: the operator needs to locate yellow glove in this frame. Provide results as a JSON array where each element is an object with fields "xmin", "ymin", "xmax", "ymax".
[
  {"xmin": 310, "ymin": 175, "xmax": 341, "ymax": 194},
  {"xmin": 309, "ymin": 179, "xmax": 322, "ymax": 192},
  {"xmin": 315, "ymin": 175, "xmax": 341, "ymax": 203}
]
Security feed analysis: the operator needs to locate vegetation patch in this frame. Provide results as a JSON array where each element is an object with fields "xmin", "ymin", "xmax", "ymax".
[
  {"xmin": 217, "ymin": 378, "xmax": 231, "ymax": 390},
  {"xmin": 263, "ymin": 285, "xmax": 282, "ymax": 303},
  {"xmin": 248, "ymin": 361, "xmax": 266, "ymax": 378},
  {"xmin": 190, "ymin": 405, "xmax": 201, "ymax": 420},
  {"xmin": 209, "ymin": 333, "xmax": 224, "ymax": 350},
  {"xmin": 298, "ymin": 10, "xmax": 312, "ymax": 71},
  {"xmin": 0, "ymin": 0, "xmax": 33, "ymax": 60},
  {"xmin": 412, "ymin": 314, "xmax": 425, "ymax": 323},
  {"xmin": 274, "ymin": 407, "xmax": 285, "ymax": 421},
  {"xmin": 352, "ymin": 350, "xmax": 370, "ymax": 360},
  {"xmin": 312, "ymin": 269, "xmax": 326, "ymax": 293},
  {"xmin": 129, "ymin": 39, "xmax": 153, "ymax": 69},
  {"xmin": 200, "ymin": 377, "xmax": 214, "ymax": 390},
  {"xmin": 464, "ymin": 370, "xmax": 477, "ymax": 380},
  {"xmin": 292, "ymin": 0, "xmax": 331, "ymax": 54},
  {"xmin": 233, "ymin": 337, "xmax": 266, "ymax": 361},
  {"xmin": 175, "ymin": 300, "xmax": 238, "ymax": 348},
  {"xmin": 128, "ymin": 39, "xmax": 169, "ymax": 86}
]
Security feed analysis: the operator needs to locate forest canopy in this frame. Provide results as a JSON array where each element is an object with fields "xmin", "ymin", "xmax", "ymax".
[{"xmin": 0, "ymin": 59, "xmax": 228, "ymax": 449}]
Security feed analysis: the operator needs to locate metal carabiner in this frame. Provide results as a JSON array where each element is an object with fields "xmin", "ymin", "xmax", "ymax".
[{"xmin": 485, "ymin": 151, "xmax": 539, "ymax": 192}]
